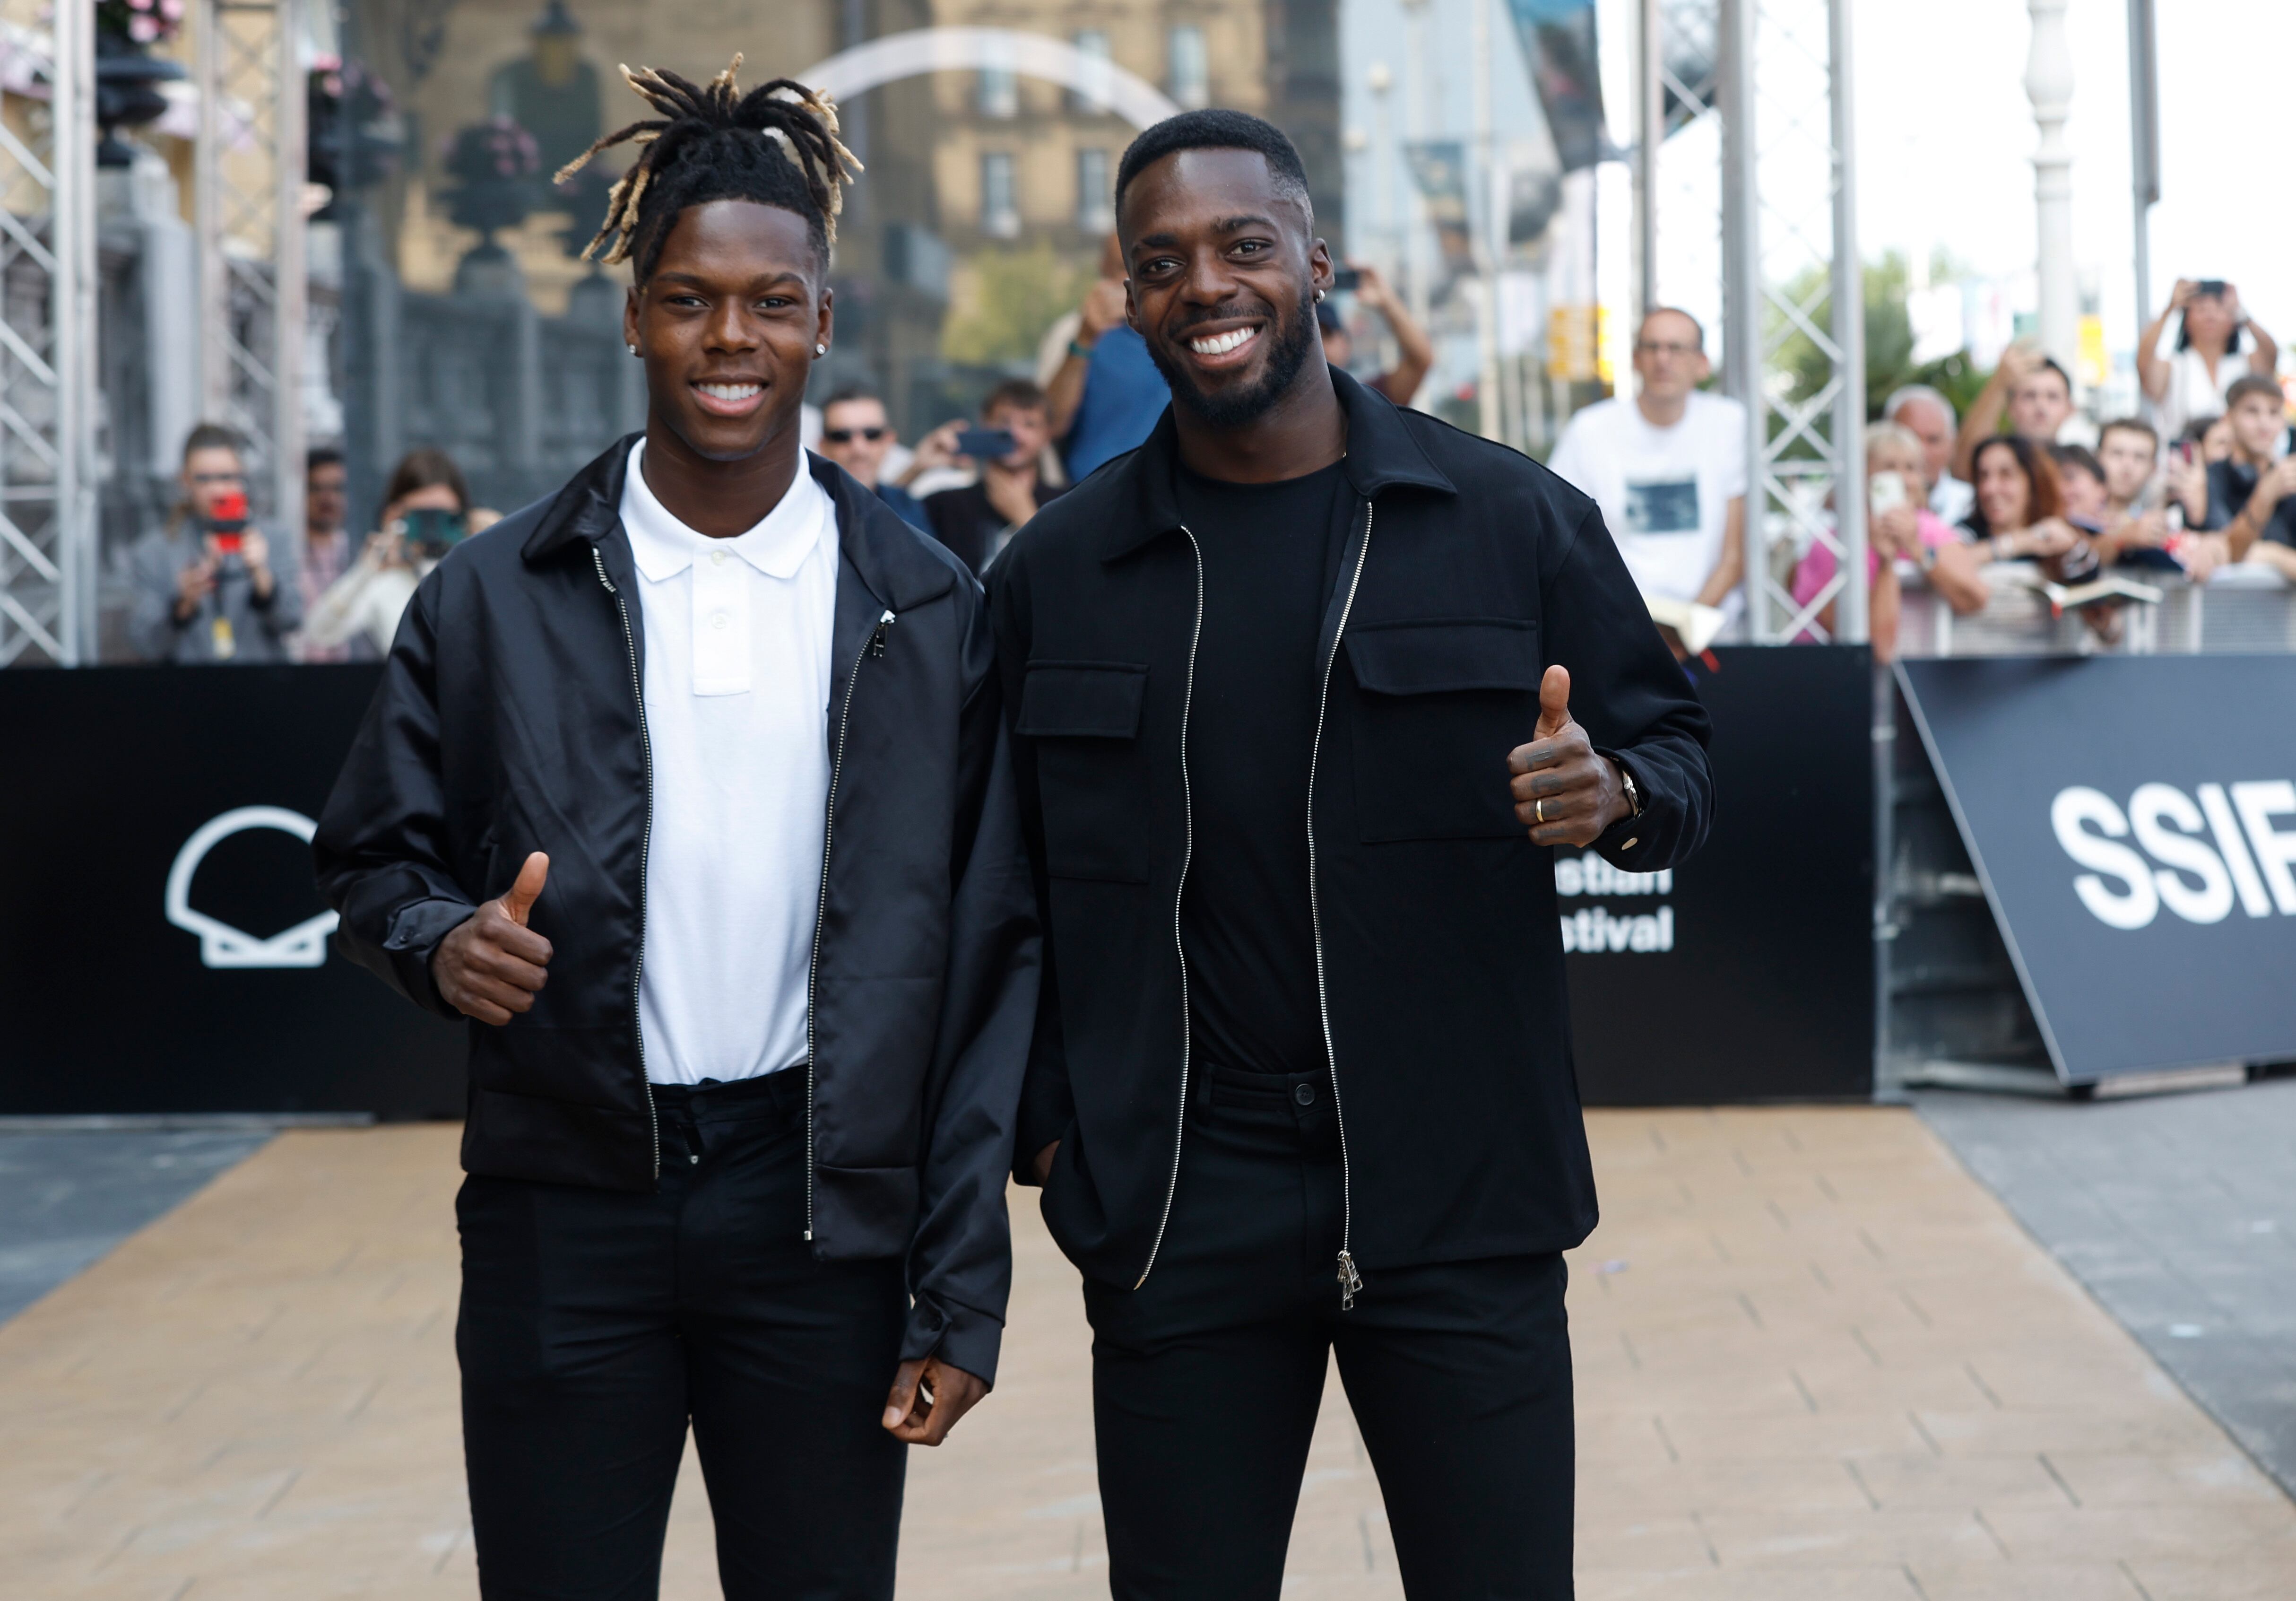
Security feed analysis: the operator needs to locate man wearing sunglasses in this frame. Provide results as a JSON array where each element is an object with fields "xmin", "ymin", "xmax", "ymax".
[
  {"xmin": 817, "ymin": 387, "xmax": 932, "ymax": 535},
  {"xmin": 128, "ymin": 422, "xmax": 304, "ymax": 664}
]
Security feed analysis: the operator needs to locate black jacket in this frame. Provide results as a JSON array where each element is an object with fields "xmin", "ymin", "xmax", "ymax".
[
  {"xmin": 315, "ymin": 439, "xmax": 1040, "ymax": 1383},
  {"xmin": 988, "ymin": 373, "xmax": 1712, "ymax": 1290}
]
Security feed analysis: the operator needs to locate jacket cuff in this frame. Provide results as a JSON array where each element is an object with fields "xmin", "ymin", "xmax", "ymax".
[
  {"xmin": 902, "ymin": 1294, "xmax": 1003, "ymax": 1388},
  {"xmin": 385, "ymin": 896, "xmax": 479, "ymax": 1020},
  {"xmin": 1592, "ymin": 748, "xmax": 1656, "ymax": 865}
]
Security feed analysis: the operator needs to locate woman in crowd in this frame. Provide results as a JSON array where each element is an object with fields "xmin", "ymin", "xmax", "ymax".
[
  {"xmin": 2138, "ymin": 279, "xmax": 2277, "ymax": 443},
  {"xmin": 1960, "ymin": 436, "xmax": 2090, "ymax": 573},
  {"xmin": 301, "ymin": 449, "xmax": 495, "ymax": 658},
  {"xmin": 1790, "ymin": 422, "xmax": 1987, "ymax": 659}
]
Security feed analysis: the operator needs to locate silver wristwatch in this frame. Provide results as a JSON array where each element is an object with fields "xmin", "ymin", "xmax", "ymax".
[{"xmin": 1618, "ymin": 763, "xmax": 1643, "ymax": 819}]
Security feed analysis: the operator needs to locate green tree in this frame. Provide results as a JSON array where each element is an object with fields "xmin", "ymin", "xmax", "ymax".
[
  {"xmin": 1776, "ymin": 251, "xmax": 1988, "ymax": 434},
  {"xmin": 942, "ymin": 243, "xmax": 1093, "ymax": 368}
]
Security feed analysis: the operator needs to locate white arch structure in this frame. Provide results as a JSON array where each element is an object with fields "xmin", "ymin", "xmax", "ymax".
[{"xmin": 799, "ymin": 28, "xmax": 1181, "ymax": 131}]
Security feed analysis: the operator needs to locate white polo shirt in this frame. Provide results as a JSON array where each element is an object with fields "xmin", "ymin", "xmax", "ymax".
[{"xmin": 618, "ymin": 441, "xmax": 840, "ymax": 1086}]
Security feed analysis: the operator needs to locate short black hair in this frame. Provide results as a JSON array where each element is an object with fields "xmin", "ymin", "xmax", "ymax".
[
  {"xmin": 820, "ymin": 385, "xmax": 885, "ymax": 412},
  {"xmin": 305, "ymin": 444, "xmax": 346, "ymax": 474},
  {"xmin": 1114, "ymin": 109, "xmax": 1311, "ymax": 217},
  {"xmin": 2227, "ymin": 373, "xmax": 2282, "ymax": 411},
  {"xmin": 2024, "ymin": 355, "xmax": 2071, "ymax": 393},
  {"xmin": 982, "ymin": 378, "xmax": 1048, "ymax": 418},
  {"xmin": 2046, "ymin": 442, "xmax": 2102, "ymax": 482},
  {"xmin": 560, "ymin": 57, "xmax": 858, "ymax": 282},
  {"xmin": 181, "ymin": 422, "xmax": 241, "ymax": 463}
]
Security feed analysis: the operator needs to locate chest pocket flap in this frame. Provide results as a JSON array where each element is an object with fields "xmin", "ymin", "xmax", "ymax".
[
  {"xmin": 1344, "ymin": 619, "xmax": 1540, "ymax": 842},
  {"xmin": 1345, "ymin": 618, "xmax": 1540, "ymax": 696},
  {"xmin": 1017, "ymin": 661, "xmax": 1148, "ymax": 739},
  {"xmin": 1019, "ymin": 661, "xmax": 1151, "ymax": 882}
]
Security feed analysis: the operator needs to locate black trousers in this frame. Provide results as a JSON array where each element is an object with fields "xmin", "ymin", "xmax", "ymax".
[
  {"xmin": 1085, "ymin": 1065, "xmax": 1575, "ymax": 1601},
  {"xmin": 455, "ymin": 1071, "xmax": 908, "ymax": 1601}
]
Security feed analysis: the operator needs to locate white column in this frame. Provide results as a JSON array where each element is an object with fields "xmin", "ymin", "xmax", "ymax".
[{"xmin": 2026, "ymin": 0, "xmax": 2078, "ymax": 371}]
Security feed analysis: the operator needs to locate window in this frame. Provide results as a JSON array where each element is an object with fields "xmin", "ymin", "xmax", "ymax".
[
  {"xmin": 980, "ymin": 152, "xmax": 1020, "ymax": 239},
  {"xmin": 1071, "ymin": 29, "xmax": 1112, "ymax": 113},
  {"xmin": 1168, "ymin": 25, "xmax": 1209, "ymax": 110},
  {"xmin": 1076, "ymin": 148, "xmax": 1112, "ymax": 234},
  {"xmin": 979, "ymin": 35, "xmax": 1018, "ymax": 118}
]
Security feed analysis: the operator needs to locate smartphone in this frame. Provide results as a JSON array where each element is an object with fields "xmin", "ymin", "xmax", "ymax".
[
  {"xmin": 2196, "ymin": 279, "xmax": 2227, "ymax": 299},
  {"xmin": 1329, "ymin": 267, "xmax": 1362, "ymax": 292},
  {"xmin": 207, "ymin": 489, "xmax": 250, "ymax": 541},
  {"xmin": 1868, "ymin": 470, "xmax": 1908, "ymax": 519},
  {"xmin": 211, "ymin": 532, "xmax": 244, "ymax": 556},
  {"xmin": 399, "ymin": 506, "xmax": 469, "ymax": 553},
  {"xmin": 954, "ymin": 426, "xmax": 1017, "ymax": 461}
]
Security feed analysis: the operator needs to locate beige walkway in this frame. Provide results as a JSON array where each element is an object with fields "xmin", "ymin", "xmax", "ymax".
[{"xmin": 3, "ymin": 1110, "xmax": 2289, "ymax": 1600}]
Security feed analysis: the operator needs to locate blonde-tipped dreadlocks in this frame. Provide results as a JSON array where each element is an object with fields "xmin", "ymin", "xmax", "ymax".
[{"xmin": 557, "ymin": 54, "xmax": 861, "ymax": 276}]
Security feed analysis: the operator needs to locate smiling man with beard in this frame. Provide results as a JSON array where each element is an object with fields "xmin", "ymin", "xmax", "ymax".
[{"xmin": 987, "ymin": 111, "xmax": 1714, "ymax": 1599}]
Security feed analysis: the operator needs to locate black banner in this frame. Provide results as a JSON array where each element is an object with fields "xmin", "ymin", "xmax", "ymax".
[
  {"xmin": 1566, "ymin": 645, "xmax": 1876, "ymax": 1105},
  {"xmin": 1, "ymin": 652, "xmax": 1878, "ymax": 1115},
  {"xmin": 1897, "ymin": 656, "xmax": 2296, "ymax": 1083},
  {"xmin": 0, "ymin": 666, "xmax": 464, "ymax": 1116}
]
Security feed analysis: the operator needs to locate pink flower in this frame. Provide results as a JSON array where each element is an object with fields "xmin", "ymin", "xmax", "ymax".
[
  {"xmin": 128, "ymin": 0, "xmax": 153, "ymax": 13},
  {"xmin": 158, "ymin": 0, "xmax": 183, "ymax": 17},
  {"xmin": 129, "ymin": 14, "xmax": 157, "ymax": 40}
]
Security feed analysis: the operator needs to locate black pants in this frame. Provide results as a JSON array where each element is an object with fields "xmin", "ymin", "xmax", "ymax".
[
  {"xmin": 1085, "ymin": 1065, "xmax": 1575, "ymax": 1600},
  {"xmin": 456, "ymin": 1071, "xmax": 908, "ymax": 1601}
]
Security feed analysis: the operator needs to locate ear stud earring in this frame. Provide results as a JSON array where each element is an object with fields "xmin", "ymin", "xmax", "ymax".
[
  {"xmin": 627, "ymin": 343, "xmax": 638, "ymax": 356},
  {"xmin": 1314, "ymin": 289, "xmax": 1326, "ymax": 302},
  {"xmin": 815, "ymin": 342, "xmax": 828, "ymax": 357}
]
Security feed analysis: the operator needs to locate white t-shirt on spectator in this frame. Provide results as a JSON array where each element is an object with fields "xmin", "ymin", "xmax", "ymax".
[
  {"xmin": 1547, "ymin": 390, "xmax": 1749, "ymax": 622},
  {"xmin": 2153, "ymin": 345, "xmax": 2254, "ymax": 443}
]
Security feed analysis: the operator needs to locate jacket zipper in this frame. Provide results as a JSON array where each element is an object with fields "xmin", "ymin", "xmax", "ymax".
[
  {"xmin": 1133, "ymin": 526, "xmax": 1206, "ymax": 1290},
  {"xmin": 1308, "ymin": 500, "xmax": 1375, "ymax": 1309},
  {"xmin": 593, "ymin": 546, "xmax": 660, "ymax": 1181},
  {"xmin": 805, "ymin": 606, "xmax": 896, "ymax": 1242}
]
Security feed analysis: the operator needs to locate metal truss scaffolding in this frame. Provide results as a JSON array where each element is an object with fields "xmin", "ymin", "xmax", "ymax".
[
  {"xmin": 1720, "ymin": 0, "xmax": 1864, "ymax": 645},
  {"xmin": 0, "ymin": 0, "xmax": 96, "ymax": 665},
  {"xmin": 197, "ymin": 0, "xmax": 305, "ymax": 539}
]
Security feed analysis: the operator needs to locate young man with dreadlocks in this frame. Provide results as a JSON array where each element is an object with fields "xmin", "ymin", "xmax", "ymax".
[
  {"xmin": 316, "ymin": 61, "xmax": 1037, "ymax": 1600},
  {"xmin": 989, "ymin": 111, "xmax": 1712, "ymax": 1597}
]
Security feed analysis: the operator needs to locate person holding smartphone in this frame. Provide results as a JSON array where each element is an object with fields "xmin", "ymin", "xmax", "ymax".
[
  {"xmin": 2138, "ymin": 278, "xmax": 2278, "ymax": 444},
  {"xmin": 301, "ymin": 448, "xmax": 490, "ymax": 659},
  {"xmin": 910, "ymin": 378, "xmax": 1069, "ymax": 573},
  {"xmin": 128, "ymin": 422, "xmax": 304, "ymax": 664},
  {"xmin": 1315, "ymin": 260, "xmax": 1433, "ymax": 405}
]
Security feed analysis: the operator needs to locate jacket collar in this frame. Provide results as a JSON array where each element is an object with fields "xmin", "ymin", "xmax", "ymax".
[
  {"xmin": 1100, "ymin": 366, "xmax": 1457, "ymax": 561},
  {"xmin": 522, "ymin": 432, "xmax": 957, "ymax": 613}
]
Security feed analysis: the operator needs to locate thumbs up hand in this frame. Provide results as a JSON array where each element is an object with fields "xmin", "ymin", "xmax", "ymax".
[
  {"xmin": 433, "ymin": 852, "xmax": 555, "ymax": 1026},
  {"xmin": 1506, "ymin": 666, "xmax": 1631, "ymax": 848}
]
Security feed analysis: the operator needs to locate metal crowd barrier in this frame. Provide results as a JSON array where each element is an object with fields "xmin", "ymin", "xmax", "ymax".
[{"xmin": 1896, "ymin": 563, "xmax": 2296, "ymax": 658}]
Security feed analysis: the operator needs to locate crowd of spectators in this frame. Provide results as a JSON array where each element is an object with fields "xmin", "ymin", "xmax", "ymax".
[
  {"xmin": 134, "ymin": 261, "xmax": 2295, "ymax": 670},
  {"xmin": 127, "ymin": 426, "xmax": 498, "ymax": 667},
  {"xmin": 1539, "ymin": 286, "xmax": 2296, "ymax": 660}
]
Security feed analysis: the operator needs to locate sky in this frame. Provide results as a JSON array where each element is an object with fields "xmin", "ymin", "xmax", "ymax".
[{"xmin": 1340, "ymin": 0, "xmax": 2296, "ymax": 369}]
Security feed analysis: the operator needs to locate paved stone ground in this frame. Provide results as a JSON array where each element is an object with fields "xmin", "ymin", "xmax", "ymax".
[
  {"xmin": 5, "ymin": 1111, "xmax": 2292, "ymax": 1598},
  {"xmin": 0, "ymin": 1130, "xmax": 270, "ymax": 1324},
  {"xmin": 1917, "ymin": 1077, "xmax": 2296, "ymax": 1501}
]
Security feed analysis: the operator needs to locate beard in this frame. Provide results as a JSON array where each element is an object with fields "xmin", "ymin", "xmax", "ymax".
[{"xmin": 1146, "ymin": 288, "xmax": 1321, "ymax": 430}]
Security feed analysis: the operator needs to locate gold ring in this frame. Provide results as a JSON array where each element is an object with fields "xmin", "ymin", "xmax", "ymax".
[{"xmin": 1535, "ymin": 799, "xmax": 1546, "ymax": 825}]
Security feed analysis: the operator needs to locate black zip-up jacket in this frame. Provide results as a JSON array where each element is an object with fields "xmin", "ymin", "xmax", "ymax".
[
  {"xmin": 314, "ymin": 439, "xmax": 1040, "ymax": 1383},
  {"xmin": 988, "ymin": 372, "xmax": 1713, "ymax": 1291}
]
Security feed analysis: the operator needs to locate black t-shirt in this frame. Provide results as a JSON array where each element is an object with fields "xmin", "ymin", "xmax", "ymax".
[
  {"xmin": 2202, "ymin": 458, "xmax": 2296, "ymax": 548},
  {"xmin": 1171, "ymin": 457, "xmax": 1355, "ymax": 1077}
]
